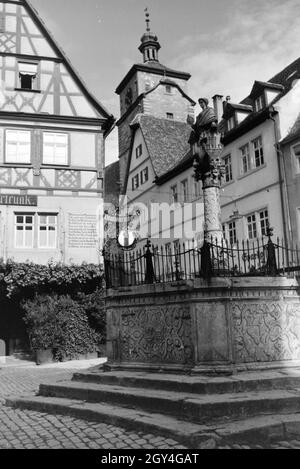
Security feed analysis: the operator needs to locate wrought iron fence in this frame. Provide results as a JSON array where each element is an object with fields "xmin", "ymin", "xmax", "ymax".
[{"xmin": 104, "ymin": 233, "xmax": 300, "ymax": 289}]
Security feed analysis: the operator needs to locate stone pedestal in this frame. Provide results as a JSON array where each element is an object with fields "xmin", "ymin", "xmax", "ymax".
[{"xmin": 106, "ymin": 277, "xmax": 300, "ymax": 374}]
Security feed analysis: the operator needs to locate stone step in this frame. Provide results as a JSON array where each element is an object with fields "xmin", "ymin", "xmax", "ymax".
[
  {"xmin": 38, "ymin": 380, "xmax": 300, "ymax": 423},
  {"xmin": 72, "ymin": 369, "xmax": 300, "ymax": 395},
  {"xmin": 6, "ymin": 393, "xmax": 300, "ymax": 448},
  {"xmin": 5, "ymin": 396, "xmax": 216, "ymax": 449}
]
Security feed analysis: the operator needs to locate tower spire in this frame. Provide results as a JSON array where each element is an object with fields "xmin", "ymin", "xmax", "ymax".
[{"xmin": 139, "ymin": 8, "xmax": 161, "ymax": 63}]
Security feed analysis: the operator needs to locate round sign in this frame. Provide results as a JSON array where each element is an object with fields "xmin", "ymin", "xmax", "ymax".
[{"xmin": 117, "ymin": 230, "xmax": 137, "ymax": 250}]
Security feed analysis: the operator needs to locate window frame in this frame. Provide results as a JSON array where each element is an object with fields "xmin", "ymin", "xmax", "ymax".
[
  {"xmin": 140, "ymin": 167, "xmax": 149, "ymax": 185},
  {"xmin": 132, "ymin": 174, "xmax": 139, "ymax": 191},
  {"xmin": 223, "ymin": 154, "xmax": 233, "ymax": 183},
  {"xmin": 240, "ymin": 143, "xmax": 251, "ymax": 175},
  {"xmin": 136, "ymin": 144, "xmax": 143, "ymax": 159},
  {"xmin": 171, "ymin": 184, "xmax": 178, "ymax": 203},
  {"xmin": 181, "ymin": 179, "xmax": 189, "ymax": 203},
  {"xmin": 228, "ymin": 116, "xmax": 235, "ymax": 131},
  {"xmin": 247, "ymin": 213, "xmax": 257, "ymax": 240},
  {"xmin": 291, "ymin": 142, "xmax": 300, "ymax": 174},
  {"xmin": 5, "ymin": 129, "xmax": 32, "ymax": 164},
  {"xmin": 14, "ymin": 213, "xmax": 35, "ymax": 249},
  {"xmin": 252, "ymin": 136, "xmax": 264, "ymax": 168},
  {"xmin": 38, "ymin": 213, "xmax": 58, "ymax": 249},
  {"xmin": 17, "ymin": 61, "xmax": 40, "ymax": 92},
  {"xmin": 245, "ymin": 209, "xmax": 269, "ymax": 240},
  {"xmin": 42, "ymin": 131, "xmax": 70, "ymax": 166},
  {"xmin": 255, "ymin": 95, "xmax": 264, "ymax": 112},
  {"xmin": 228, "ymin": 221, "xmax": 237, "ymax": 245}
]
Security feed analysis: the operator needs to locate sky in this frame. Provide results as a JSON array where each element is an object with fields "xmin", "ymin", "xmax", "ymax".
[{"xmin": 30, "ymin": 0, "xmax": 300, "ymax": 166}]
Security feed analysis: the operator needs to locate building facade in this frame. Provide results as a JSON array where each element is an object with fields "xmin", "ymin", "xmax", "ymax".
[
  {"xmin": 220, "ymin": 59, "xmax": 300, "ymax": 246},
  {"xmin": 280, "ymin": 115, "xmax": 300, "ymax": 244},
  {"xmin": 0, "ymin": 0, "xmax": 114, "ymax": 265}
]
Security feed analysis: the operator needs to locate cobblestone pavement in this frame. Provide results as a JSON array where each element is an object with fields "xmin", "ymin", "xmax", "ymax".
[
  {"xmin": 0, "ymin": 364, "xmax": 187, "ymax": 450},
  {"xmin": 2, "ymin": 364, "xmax": 300, "ymax": 449},
  {"xmin": 219, "ymin": 440, "xmax": 300, "ymax": 449}
]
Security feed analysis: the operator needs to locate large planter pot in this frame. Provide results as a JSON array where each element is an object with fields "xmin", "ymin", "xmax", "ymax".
[{"xmin": 36, "ymin": 349, "xmax": 53, "ymax": 365}]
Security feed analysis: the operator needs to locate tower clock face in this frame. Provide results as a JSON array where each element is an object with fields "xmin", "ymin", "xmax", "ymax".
[{"xmin": 125, "ymin": 87, "xmax": 133, "ymax": 108}]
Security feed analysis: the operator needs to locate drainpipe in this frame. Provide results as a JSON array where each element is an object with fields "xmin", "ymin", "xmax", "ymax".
[{"xmin": 269, "ymin": 107, "xmax": 291, "ymax": 246}]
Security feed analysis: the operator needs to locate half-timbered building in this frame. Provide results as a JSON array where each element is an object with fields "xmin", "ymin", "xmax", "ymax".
[{"xmin": 0, "ymin": 0, "xmax": 114, "ymax": 264}]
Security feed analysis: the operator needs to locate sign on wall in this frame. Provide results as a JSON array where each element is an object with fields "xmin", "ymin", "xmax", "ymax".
[
  {"xmin": 68, "ymin": 213, "xmax": 97, "ymax": 249},
  {"xmin": 0, "ymin": 194, "xmax": 38, "ymax": 206}
]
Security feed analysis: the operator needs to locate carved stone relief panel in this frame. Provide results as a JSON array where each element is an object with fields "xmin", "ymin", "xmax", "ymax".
[
  {"xmin": 232, "ymin": 302, "xmax": 300, "ymax": 363},
  {"xmin": 120, "ymin": 305, "xmax": 193, "ymax": 364}
]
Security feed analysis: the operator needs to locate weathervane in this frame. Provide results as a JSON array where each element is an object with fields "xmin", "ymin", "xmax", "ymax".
[{"xmin": 144, "ymin": 7, "xmax": 150, "ymax": 32}]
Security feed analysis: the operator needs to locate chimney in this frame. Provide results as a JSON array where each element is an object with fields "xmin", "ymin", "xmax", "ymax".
[{"xmin": 212, "ymin": 94, "xmax": 223, "ymax": 123}]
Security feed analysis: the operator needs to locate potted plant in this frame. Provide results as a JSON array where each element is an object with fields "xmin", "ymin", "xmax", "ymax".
[{"xmin": 22, "ymin": 294, "xmax": 57, "ymax": 365}]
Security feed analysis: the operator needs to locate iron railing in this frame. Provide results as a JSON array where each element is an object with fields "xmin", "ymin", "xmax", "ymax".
[{"xmin": 104, "ymin": 232, "xmax": 300, "ymax": 288}]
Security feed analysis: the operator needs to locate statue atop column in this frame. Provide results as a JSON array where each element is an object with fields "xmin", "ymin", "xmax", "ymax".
[{"xmin": 189, "ymin": 98, "xmax": 218, "ymax": 146}]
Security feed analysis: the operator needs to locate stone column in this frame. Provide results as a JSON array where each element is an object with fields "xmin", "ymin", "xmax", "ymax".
[{"xmin": 193, "ymin": 132, "xmax": 224, "ymax": 243}]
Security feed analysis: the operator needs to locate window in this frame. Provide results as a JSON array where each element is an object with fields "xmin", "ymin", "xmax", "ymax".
[
  {"xmin": 5, "ymin": 130, "xmax": 31, "ymax": 164},
  {"xmin": 166, "ymin": 113, "xmax": 174, "ymax": 120},
  {"xmin": 193, "ymin": 178, "xmax": 201, "ymax": 199},
  {"xmin": 136, "ymin": 144, "xmax": 143, "ymax": 159},
  {"xmin": 253, "ymin": 137, "xmax": 264, "ymax": 167},
  {"xmin": 38, "ymin": 214, "xmax": 57, "ymax": 248},
  {"xmin": 43, "ymin": 133, "xmax": 68, "ymax": 165},
  {"xmin": 18, "ymin": 62, "xmax": 38, "ymax": 90},
  {"xmin": 181, "ymin": 179, "xmax": 189, "ymax": 203},
  {"xmin": 15, "ymin": 214, "xmax": 34, "ymax": 248},
  {"xmin": 132, "ymin": 174, "xmax": 139, "ymax": 191},
  {"xmin": 171, "ymin": 185, "xmax": 178, "ymax": 203},
  {"xmin": 255, "ymin": 95, "xmax": 264, "ymax": 112},
  {"xmin": 223, "ymin": 154, "xmax": 233, "ymax": 182},
  {"xmin": 228, "ymin": 116, "xmax": 235, "ymax": 131},
  {"xmin": 247, "ymin": 213, "xmax": 257, "ymax": 240},
  {"xmin": 165, "ymin": 85, "xmax": 172, "ymax": 94},
  {"xmin": 240, "ymin": 144, "xmax": 251, "ymax": 174},
  {"xmin": 292, "ymin": 143, "xmax": 300, "ymax": 173},
  {"xmin": 228, "ymin": 221, "xmax": 237, "ymax": 245},
  {"xmin": 140, "ymin": 167, "xmax": 149, "ymax": 185},
  {"xmin": 259, "ymin": 209, "xmax": 269, "ymax": 236}
]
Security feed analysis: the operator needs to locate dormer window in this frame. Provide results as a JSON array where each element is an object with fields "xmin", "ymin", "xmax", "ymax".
[
  {"xmin": 18, "ymin": 62, "xmax": 38, "ymax": 91},
  {"xmin": 166, "ymin": 113, "xmax": 174, "ymax": 120},
  {"xmin": 255, "ymin": 95, "xmax": 264, "ymax": 112},
  {"xmin": 228, "ymin": 116, "xmax": 235, "ymax": 131}
]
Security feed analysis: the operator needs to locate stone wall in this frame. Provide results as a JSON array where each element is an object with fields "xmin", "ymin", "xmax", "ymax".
[{"xmin": 105, "ymin": 277, "xmax": 300, "ymax": 373}]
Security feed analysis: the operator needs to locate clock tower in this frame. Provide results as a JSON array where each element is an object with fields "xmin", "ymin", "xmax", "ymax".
[{"xmin": 115, "ymin": 11, "xmax": 194, "ymax": 191}]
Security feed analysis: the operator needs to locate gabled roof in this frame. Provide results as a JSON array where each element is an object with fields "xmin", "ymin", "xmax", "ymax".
[
  {"xmin": 23, "ymin": 0, "xmax": 114, "ymax": 129},
  {"xmin": 248, "ymin": 81, "xmax": 284, "ymax": 99},
  {"xmin": 115, "ymin": 62, "xmax": 191, "ymax": 95},
  {"xmin": 116, "ymin": 80, "xmax": 195, "ymax": 127},
  {"xmin": 223, "ymin": 102, "xmax": 252, "ymax": 119},
  {"xmin": 222, "ymin": 57, "xmax": 300, "ymax": 144},
  {"xmin": 137, "ymin": 115, "xmax": 191, "ymax": 178},
  {"xmin": 242, "ymin": 57, "xmax": 300, "ymax": 106},
  {"xmin": 124, "ymin": 115, "xmax": 191, "ymax": 192},
  {"xmin": 280, "ymin": 113, "xmax": 300, "ymax": 144}
]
